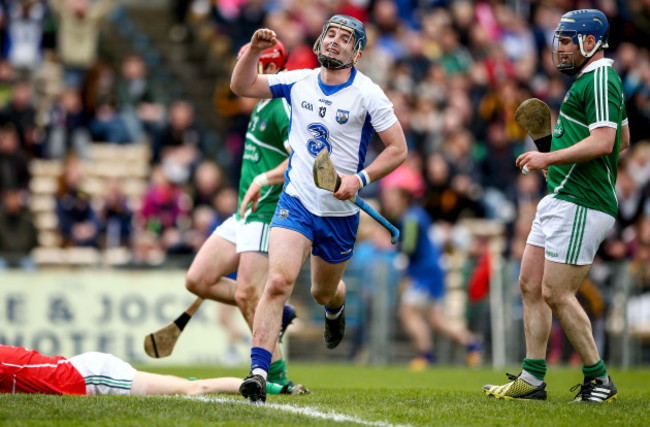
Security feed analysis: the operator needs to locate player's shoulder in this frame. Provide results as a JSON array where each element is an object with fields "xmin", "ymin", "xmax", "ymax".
[
  {"xmin": 267, "ymin": 96, "xmax": 291, "ymax": 110},
  {"xmin": 578, "ymin": 59, "xmax": 622, "ymax": 87},
  {"xmin": 278, "ymin": 68, "xmax": 318, "ymax": 82},
  {"xmin": 266, "ymin": 97, "xmax": 291, "ymax": 120},
  {"xmin": 352, "ymin": 69, "xmax": 384, "ymax": 93}
]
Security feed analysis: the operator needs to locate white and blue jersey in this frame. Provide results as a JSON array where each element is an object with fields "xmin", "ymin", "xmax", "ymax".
[{"xmin": 266, "ymin": 67, "xmax": 397, "ymax": 217}]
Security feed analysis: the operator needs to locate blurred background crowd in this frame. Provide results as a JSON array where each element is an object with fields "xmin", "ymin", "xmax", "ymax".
[{"xmin": 0, "ymin": 0, "xmax": 649, "ymax": 365}]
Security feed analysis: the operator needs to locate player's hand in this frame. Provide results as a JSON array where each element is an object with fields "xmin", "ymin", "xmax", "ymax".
[
  {"xmin": 333, "ymin": 174, "xmax": 361, "ymax": 200},
  {"xmin": 250, "ymin": 29, "xmax": 277, "ymax": 52},
  {"xmin": 240, "ymin": 182, "xmax": 262, "ymax": 219},
  {"xmin": 516, "ymin": 151, "xmax": 548, "ymax": 173}
]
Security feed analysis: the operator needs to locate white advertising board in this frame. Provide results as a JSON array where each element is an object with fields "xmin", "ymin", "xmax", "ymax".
[{"xmin": 0, "ymin": 270, "xmax": 251, "ymax": 366}]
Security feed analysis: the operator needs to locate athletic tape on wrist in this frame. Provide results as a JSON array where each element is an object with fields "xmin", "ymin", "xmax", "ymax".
[
  {"xmin": 253, "ymin": 173, "xmax": 269, "ymax": 187},
  {"xmin": 355, "ymin": 170, "xmax": 370, "ymax": 188}
]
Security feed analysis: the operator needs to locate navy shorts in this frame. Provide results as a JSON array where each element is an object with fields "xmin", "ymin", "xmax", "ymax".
[{"xmin": 271, "ymin": 192, "xmax": 359, "ymax": 263}]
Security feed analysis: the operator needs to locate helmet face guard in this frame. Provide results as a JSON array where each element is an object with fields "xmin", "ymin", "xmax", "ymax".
[
  {"xmin": 313, "ymin": 15, "xmax": 367, "ymax": 70},
  {"xmin": 551, "ymin": 9, "xmax": 609, "ymax": 76}
]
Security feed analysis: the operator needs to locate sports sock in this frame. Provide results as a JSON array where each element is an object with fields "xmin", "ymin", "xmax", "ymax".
[
  {"xmin": 266, "ymin": 382, "xmax": 286, "ymax": 395},
  {"xmin": 421, "ymin": 350, "xmax": 436, "ymax": 364},
  {"xmin": 250, "ymin": 347, "xmax": 272, "ymax": 379},
  {"xmin": 325, "ymin": 303, "xmax": 344, "ymax": 320},
  {"xmin": 582, "ymin": 359, "xmax": 607, "ymax": 382},
  {"xmin": 521, "ymin": 358, "xmax": 547, "ymax": 381},
  {"xmin": 268, "ymin": 359, "xmax": 289, "ymax": 386},
  {"xmin": 520, "ymin": 370, "xmax": 544, "ymax": 387}
]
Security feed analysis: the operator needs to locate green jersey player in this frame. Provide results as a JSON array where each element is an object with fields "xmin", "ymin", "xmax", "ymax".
[
  {"xmin": 237, "ymin": 95, "xmax": 290, "ymax": 224},
  {"xmin": 483, "ymin": 9, "xmax": 630, "ymax": 403},
  {"xmin": 184, "ymin": 40, "xmax": 295, "ymax": 388}
]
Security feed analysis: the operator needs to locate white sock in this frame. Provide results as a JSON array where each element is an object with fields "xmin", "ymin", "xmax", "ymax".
[
  {"xmin": 596, "ymin": 375, "xmax": 609, "ymax": 385},
  {"xmin": 252, "ymin": 368, "xmax": 267, "ymax": 379},
  {"xmin": 520, "ymin": 370, "xmax": 543, "ymax": 387}
]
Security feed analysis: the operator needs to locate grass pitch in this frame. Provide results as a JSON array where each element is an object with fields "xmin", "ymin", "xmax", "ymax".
[{"xmin": 2, "ymin": 364, "xmax": 649, "ymax": 426}]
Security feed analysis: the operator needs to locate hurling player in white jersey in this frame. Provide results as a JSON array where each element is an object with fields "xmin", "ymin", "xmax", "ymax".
[{"xmin": 231, "ymin": 15, "xmax": 407, "ymax": 402}]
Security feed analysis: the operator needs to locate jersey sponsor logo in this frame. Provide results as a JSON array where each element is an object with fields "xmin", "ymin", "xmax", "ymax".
[
  {"xmin": 335, "ymin": 109, "xmax": 349, "ymax": 124},
  {"xmin": 553, "ymin": 117, "xmax": 564, "ymax": 138},
  {"xmin": 319, "ymin": 98, "xmax": 332, "ymax": 105},
  {"xmin": 243, "ymin": 142, "xmax": 261, "ymax": 163},
  {"xmin": 278, "ymin": 208, "xmax": 289, "ymax": 220},
  {"xmin": 306, "ymin": 123, "xmax": 331, "ymax": 157},
  {"xmin": 301, "ymin": 101, "xmax": 314, "ymax": 111}
]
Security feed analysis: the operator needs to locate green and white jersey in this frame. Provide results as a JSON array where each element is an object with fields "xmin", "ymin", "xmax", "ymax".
[
  {"xmin": 549, "ymin": 58, "xmax": 628, "ymax": 218},
  {"xmin": 237, "ymin": 97, "xmax": 291, "ymax": 224}
]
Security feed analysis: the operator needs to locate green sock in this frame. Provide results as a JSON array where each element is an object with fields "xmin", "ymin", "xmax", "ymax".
[
  {"xmin": 266, "ymin": 381, "xmax": 287, "ymax": 395},
  {"xmin": 268, "ymin": 359, "xmax": 289, "ymax": 386},
  {"xmin": 522, "ymin": 358, "xmax": 547, "ymax": 381},
  {"xmin": 582, "ymin": 359, "xmax": 607, "ymax": 379}
]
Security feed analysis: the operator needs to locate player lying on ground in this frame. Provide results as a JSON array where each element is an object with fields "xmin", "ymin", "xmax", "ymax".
[{"xmin": 0, "ymin": 345, "xmax": 308, "ymax": 396}]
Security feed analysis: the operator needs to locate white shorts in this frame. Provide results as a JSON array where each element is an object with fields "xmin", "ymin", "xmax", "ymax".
[
  {"xmin": 527, "ymin": 195, "xmax": 615, "ymax": 265},
  {"xmin": 213, "ymin": 214, "xmax": 271, "ymax": 253},
  {"xmin": 68, "ymin": 352, "xmax": 136, "ymax": 396}
]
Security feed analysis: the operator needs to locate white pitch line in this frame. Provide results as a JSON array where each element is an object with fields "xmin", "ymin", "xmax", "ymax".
[{"xmin": 182, "ymin": 395, "xmax": 411, "ymax": 427}]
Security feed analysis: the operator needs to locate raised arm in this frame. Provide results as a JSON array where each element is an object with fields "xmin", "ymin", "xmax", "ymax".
[
  {"xmin": 230, "ymin": 29, "xmax": 276, "ymax": 99},
  {"xmin": 333, "ymin": 121, "xmax": 408, "ymax": 200}
]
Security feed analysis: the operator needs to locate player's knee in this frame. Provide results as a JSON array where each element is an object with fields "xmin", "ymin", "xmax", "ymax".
[
  {"xmin": 265, "ymin": 273, "xmax": 292, "ymax": 298},
  {"xmin": 185, "ymin": 271, "xmax": 207, "ymax": 297},
  {"xmin": 234, "ymin": 283, "xmax": 260, "ymax": 310},
  {"xmin": 519, "ymin": 275, "xmax": 541, "ymax": 299},
  {"xmin": 311, "ymin": 279, "xmax": 345, "ymax": 306},
  {"xmin": 541, "ymin": 285, "xmax": 561, "ymax": 309}
]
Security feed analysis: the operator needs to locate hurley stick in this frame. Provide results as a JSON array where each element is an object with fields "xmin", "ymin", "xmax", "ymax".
[
  {"xmin": 313, "ymin": 149, "xmax": 400, "ymax": 244},
  {"xmin": 144, "ymin": 297, "xmax": 204, "ymax": 358},
  {"xmin": 515, "ymin": 98, "xmax": 552, "ymax": 153}
]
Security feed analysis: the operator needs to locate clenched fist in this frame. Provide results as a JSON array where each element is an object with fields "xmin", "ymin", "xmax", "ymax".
[{"xmin": 250, "ymin": 29, "xmax": 277, "ymax": 52}]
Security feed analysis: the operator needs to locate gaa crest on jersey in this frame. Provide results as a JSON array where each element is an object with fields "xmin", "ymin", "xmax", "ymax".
[
  {"xmin": 563, "ymin": 91, "xmax": 571, "ymax": 103},
  {"xmin": 306, "ymin": 123, "xmax": 332, "ymax": 157},
  {"xmin": 260, "ymin": 121, "xmax": 267, "ymax": 131},
  {"xmin": 336, "ymin": 109, "xmax": 350, "ymax": 124}
]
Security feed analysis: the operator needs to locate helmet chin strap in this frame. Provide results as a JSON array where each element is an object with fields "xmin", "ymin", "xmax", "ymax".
[
  {"xmin": 317, "ymin": 54, "xmax": 353, "ymax": 70},
  {"xmin": 559, "ymin": 54, "xmax": 588, "ymax": 76}
]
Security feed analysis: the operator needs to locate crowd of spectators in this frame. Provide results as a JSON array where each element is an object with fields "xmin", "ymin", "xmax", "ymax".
[
  {"xmin": 0, "ymin": 0, "xmax": 240, "ymax": 269},
  {"xmin": 0, "ymin": 1, "xmax": 649, "ymax": 322},
  {"xmin": 0, "ymin": 0, "xmax": 647, "ymax": 364},
  {"xmin": 206, "ymin": 0, "xmax": 649, "ymax": 362},
  {"xmin": 203, "ymin": 0, "xmax": 650, "ymax": 284}
]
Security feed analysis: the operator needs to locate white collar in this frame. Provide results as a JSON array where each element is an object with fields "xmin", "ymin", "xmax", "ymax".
[{"xmin": 580, "ymin": 58, "xmax": 614, "ymax": 75}]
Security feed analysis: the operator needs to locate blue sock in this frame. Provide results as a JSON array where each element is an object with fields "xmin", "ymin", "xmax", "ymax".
[
  {"xmin": 422, "ymin": 350, "xmax": 436, "ymax": 364},
  {"xmin": 250, "ymin": 347, "xmax": 272, "ymax": 379},
  {"xmin": 325, "ymin": 302, "xmax": 344, "ymax": 319}
]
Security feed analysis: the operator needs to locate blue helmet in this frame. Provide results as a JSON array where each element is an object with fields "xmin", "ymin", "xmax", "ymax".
[
  {"xmin": 552, "ymin": 9, "xmax": 609, "ymax": 75},
  {"xmin": 313, "ymin": 14, "xmax": 367, "ymax": 69}
]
